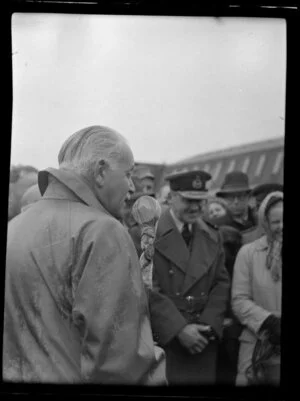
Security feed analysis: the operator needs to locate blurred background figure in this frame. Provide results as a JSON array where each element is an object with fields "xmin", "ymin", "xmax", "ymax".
[
  {"xmin": 243, "ymin": 183, "xmax": 284, "ymax": 244},
  {"xmin": 156, "ymin": 183, "xmax": 171, "ymax": 212},
  {"xmin": 8, "ymin": 165, "xmax": 39, "ymax": 221},
  {"xmin": 20, "ymin": 184, "xmax": 42, "ymax": 213},
  {"xmin": 216, "ymin": 223, "xmax": 243, "ymax": 385},
  {"xmin": 8, "ymin": 184, "xmax": 18, "ymax": 222},
  {"xmin": 232, "ymin": 191, "xmax": 283, "ymax": 386},
  {"xmin": 216, "ymin": 171, "xmax": 256, "ymax": 233},
  {"xmin": 133, "ymin": 166, "xmax": 156, "ymax": 196},
  {"xmin": 203, "ymin": 194, "xmax": 244, "ymax": 384},
  {"xmin": 122, "ymin": 175, "xmax": 144, "ymax": 257},
  {"xmin": 204, "ymin": 196, "xmax": 233, "ymax": 227}
]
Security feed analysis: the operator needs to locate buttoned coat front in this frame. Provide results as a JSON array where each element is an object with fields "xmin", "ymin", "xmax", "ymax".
[{"xmin": 149, "ymin": 208, "xmax": 230, "ymax": 384}]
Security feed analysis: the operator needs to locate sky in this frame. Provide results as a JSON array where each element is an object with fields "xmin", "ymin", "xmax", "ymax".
[{"xmin": 11, "ymin": 14, "xmax": 286, "ymax": 170}]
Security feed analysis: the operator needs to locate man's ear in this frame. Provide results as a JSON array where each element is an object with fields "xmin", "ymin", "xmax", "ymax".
[{"xmin": 94, "ymin": 159, "xmax": 109, "ymax": 187}]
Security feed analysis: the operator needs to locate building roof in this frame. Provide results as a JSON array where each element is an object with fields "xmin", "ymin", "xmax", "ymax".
[
  {"xmin": 135, "ymin": 137, "xmax": 284, "ymax": 192},
  {"xmin": 173, "ymin": 136, "xmax": 284, "ymax": 166}
]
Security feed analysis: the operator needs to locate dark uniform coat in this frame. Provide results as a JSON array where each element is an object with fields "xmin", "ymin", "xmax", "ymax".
[{"xmin": 149, "ymin": 208, "xmax": 230, "ymax": 384}]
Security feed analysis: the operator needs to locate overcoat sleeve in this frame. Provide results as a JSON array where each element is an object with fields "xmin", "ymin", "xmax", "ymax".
[
  {"xmin": 148, "ymin": 285, "xmax": 187, "ymax": 346},
  {"xmin": 231, "ymin": 245, "xmax": 272, "ymax": 334},
  {"xmin": 196, "ymin": 241, "xmax": 230, "ymax": 339},
  {"xmin": 71, "ymin": 219, "xmax": 157, "ymax": 384}
]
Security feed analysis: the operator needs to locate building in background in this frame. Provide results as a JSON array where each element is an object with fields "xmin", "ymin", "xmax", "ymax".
[{"xmin": 136, "ymin": 137, "xmax": 284, "ymax": 196}]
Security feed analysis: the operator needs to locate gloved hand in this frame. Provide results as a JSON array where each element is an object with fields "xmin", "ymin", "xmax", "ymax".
[{"xmin": 259, "ymin": 315, "xmax": 281, "ymax": 345}]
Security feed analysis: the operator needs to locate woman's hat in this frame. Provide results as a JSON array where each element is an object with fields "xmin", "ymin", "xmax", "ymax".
[
  {"xmin": 216, "ymin": 171, "xmax": 251, "ymax": 197},
  {"xmin": 250, "ymin": 183, "xmax": 283, "ymax": 204}
]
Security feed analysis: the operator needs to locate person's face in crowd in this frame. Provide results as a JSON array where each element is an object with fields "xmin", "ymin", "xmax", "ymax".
[
  {"xmin": 141, "ymin": 178, "xmax": 154, "ymax": 195},
  {"xmin": 8, "ymin": 184, "xmax": 18, "ymax": 220},
  {"xmin": 13, "ymin": 172, "xmax": 38, "ymax": 200},
  {"xmin": 221, "ymin": 191, "xmax": 249, "ymax": 218},
  {"xmin": 208, "ymin": 202, "xmax": 227, "ymax": 219},
  {"xmin": 96, "ymin": 143, "xmax": 135, "ymax": 219},
  {"xmin": 9, "ymin": 172, "xmax": 38, "ymax": 218},
  {"xmin": 122, "ymin": 201, "xmax": 136, "ymax": 227},
  {"xmin": 171, "ymin": 192, "xmax": 204, "ymax": 224},
  {"xmin": 158, "ymin": 184, "xmax": 171, "ymax": 205},
  {"xmin": 267, "ymin": 200, "xmax": 283, "ymax": 241}
]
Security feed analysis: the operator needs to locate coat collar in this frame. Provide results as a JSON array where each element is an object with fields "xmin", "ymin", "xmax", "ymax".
[
  {"xmin": 155, "ymin": 209, "xmax": 190, "ymax": 273},
  {"xmin": 255, "ymin": 235, "xmax": 269, "ymax": 251},
  {"xmin": 181, "ymin": 219, "xmax": 219, "ymax": 294},
  {"xmin": 155, "ymin": 209, "xmax": 219, "ymax": 285},
  {"xmin": 38, "ymin": 167, "xmax": 113, "ymax": 218}
]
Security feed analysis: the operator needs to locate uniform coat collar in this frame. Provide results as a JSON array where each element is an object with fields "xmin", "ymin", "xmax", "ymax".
[{"xmin": 155, "ymin": 209, "xmax": 219, "ymax": 294}]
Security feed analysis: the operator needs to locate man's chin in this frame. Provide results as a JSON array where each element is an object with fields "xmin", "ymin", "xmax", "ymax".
[{"xmin": 184, "ymin": 214, "xmax": 200, "ymax": 223}]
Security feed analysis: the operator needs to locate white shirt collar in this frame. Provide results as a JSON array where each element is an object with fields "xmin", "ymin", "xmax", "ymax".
[{"xmin": 170, "ymin": 208, "xmax": 192, "ymax": 233}]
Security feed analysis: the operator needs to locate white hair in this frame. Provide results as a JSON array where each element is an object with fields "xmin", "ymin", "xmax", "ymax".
[{"xmin": 58, "ymin": 125, "xmax": 129, "ymax": 180}]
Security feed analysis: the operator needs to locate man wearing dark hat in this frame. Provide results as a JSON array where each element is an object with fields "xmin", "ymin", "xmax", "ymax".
[
  {"xmin": 214, "ymin": 171, "xmax": 255, "ymax": 382},
  {"xmin": 216, "ymin": 171, "xmax": 256, "ymax": 233},
  {"xmin": 243, "ymin": 182, "xmax": 284, "ymax": 244},
  {"xmin": 149, "ymin": 170, "xmax": 230, "ymax": 384}
]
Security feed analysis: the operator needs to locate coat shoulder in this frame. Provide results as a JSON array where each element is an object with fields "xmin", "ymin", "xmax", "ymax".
[
  {"xmin": 197, "ymin": 218, "xmax": 221, "ymax": 244},
  {"xmin": 236, "ymin": 237, "xmax": 266, "ymax": 262}
]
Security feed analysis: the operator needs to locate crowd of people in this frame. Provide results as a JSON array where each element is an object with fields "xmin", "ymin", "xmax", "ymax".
[{"xmin": 5, "ymin": 125, "xmax": 283, "ymax": 386}]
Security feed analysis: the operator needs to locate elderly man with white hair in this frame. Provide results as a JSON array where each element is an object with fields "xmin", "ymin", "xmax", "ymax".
[{"xmin": 4, "ymin": 125, "xmax": 166, "ymax": 384}]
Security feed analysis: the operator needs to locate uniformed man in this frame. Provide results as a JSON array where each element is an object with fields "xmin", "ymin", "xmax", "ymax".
[{"xmin": 149, "ymin": 170, "xmax": 230, "ymax": 384}]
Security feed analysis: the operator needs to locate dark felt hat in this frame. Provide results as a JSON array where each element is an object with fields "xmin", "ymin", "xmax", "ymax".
[
  {"xmin": 250, "ymin": 183, "xmax": 283, "ymax": 204},
  {"xmin": 216, "ymin": 171, "xmax": 251, "ymax": 197},
  {"xmin": 165, "ymin": 169, "xmax": 211, "ymax": 199}
]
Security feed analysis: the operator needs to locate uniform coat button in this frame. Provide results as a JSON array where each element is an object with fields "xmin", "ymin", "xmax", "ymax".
[
  {"xmin": 176, "ymin": 292, "xmax": 181, "ymax": 296},
  {"xmin": 169, "ymin": 269, "xmax": 174, "ymax": 275}
]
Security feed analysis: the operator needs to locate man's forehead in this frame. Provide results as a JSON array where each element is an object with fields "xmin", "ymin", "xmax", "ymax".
[
  {"xmin": 223, "ymin": 191, "xmax": 248, "ymax": 198},
  {"xmin": 117, "ymin": 144, "xmax": 134, "ymax": 168},
  {"xmin": 175, "ymin": 192, "xmax": 205, "ymax": 203}
]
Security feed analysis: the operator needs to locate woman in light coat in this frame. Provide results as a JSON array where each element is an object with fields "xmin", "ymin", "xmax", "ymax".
[{"xmin": 231, "ymin": 191, "xmax": 283, "ymax": 385}]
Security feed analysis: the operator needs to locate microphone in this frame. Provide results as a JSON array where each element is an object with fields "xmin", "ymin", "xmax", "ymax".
[{"xmin": 131, "ymin": 196, "xmax": 161, "ymax": 289}]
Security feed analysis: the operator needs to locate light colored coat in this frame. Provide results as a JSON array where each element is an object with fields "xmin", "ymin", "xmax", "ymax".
[
  {"xmin": 231, "ymin": 235, "xmax": 282, "ymax": 385},
  {"xmin": 4, "ymin": 167, "xmax": 166, "ymax": 384}
]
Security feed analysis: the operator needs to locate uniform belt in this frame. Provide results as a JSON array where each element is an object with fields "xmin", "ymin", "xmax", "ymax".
[{"xmin": 169, "ymin": 295, "xmax": 207, "ymax": 313}]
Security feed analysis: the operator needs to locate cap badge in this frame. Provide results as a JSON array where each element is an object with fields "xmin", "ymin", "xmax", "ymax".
[{"xmin": 192, "ymin": 175, "xmax": 203, "ymax": 190}]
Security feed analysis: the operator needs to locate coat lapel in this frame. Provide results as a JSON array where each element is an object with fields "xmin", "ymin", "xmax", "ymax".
[
  {"xmin": 155, "ymin": 209, "xmax": 190, "ymax": 273},
  {"xmin": 181, "ymin": 219, "xmax": 219, "ymax": 295}
]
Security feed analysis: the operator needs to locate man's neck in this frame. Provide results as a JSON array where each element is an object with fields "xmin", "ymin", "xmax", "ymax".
[{"xmin": 170, "ymin": 208, "xmax": 192, "ymax": 232}]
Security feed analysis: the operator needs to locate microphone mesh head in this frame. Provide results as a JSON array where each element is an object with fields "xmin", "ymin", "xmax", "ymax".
[{"xmin": 132, "ymin": 195, "xmax": 161, "ymax": 225}]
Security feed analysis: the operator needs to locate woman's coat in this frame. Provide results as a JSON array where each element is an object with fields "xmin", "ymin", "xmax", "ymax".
[{"xmin": 231, "ymin": 193, "xmax": 282, "ymax": 385}]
